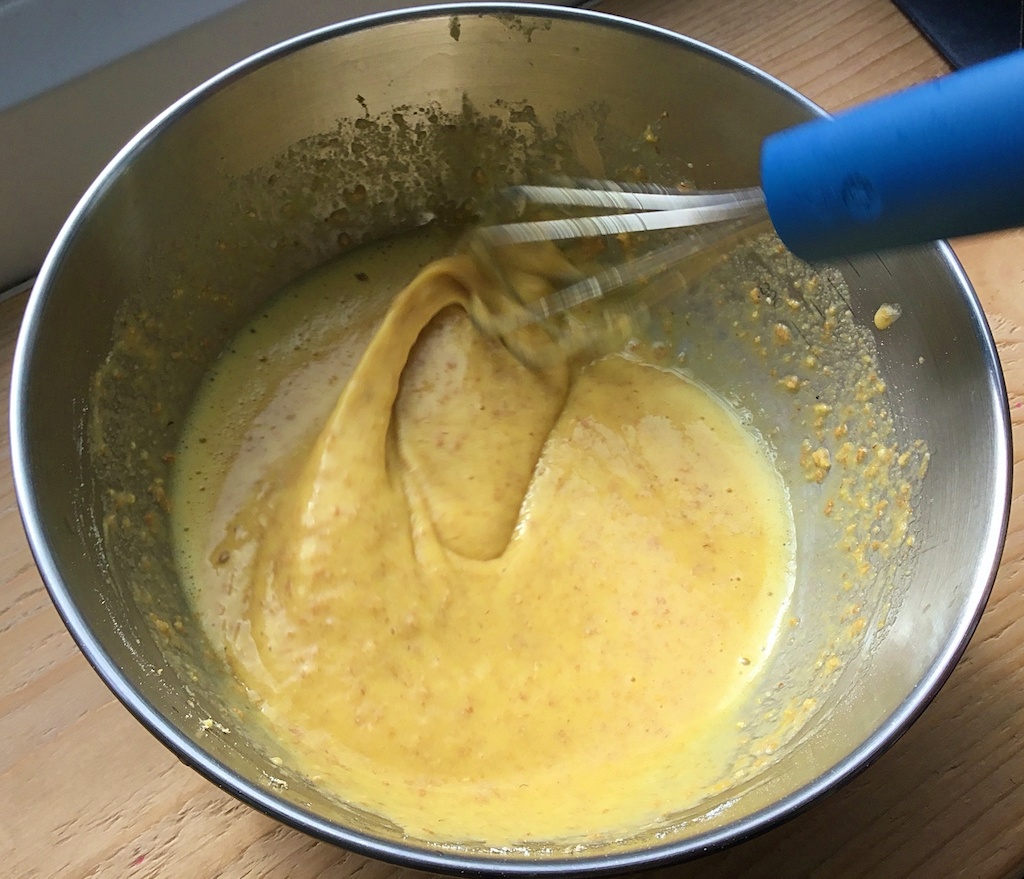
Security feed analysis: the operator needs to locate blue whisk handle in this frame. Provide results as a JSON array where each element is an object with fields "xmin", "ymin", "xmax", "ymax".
[{"xmin": 760, "ymin": 49, "xmax": 1024, "ymax": 262}]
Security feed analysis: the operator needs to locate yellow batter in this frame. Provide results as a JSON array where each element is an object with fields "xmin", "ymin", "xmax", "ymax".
[{"xmin": 173, "ymin": 230, "xmax": 795, "ymax": 844}]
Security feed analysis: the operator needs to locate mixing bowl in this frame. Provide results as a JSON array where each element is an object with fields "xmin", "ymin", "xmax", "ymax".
[{"xmin": 10, "ymin": 3, "xmax": 1011, "ymax": 873}]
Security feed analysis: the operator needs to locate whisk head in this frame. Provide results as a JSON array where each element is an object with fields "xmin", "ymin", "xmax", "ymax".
[{"xmin": 462, "ymin": 178, "xmax": 768, "ymax": 367}]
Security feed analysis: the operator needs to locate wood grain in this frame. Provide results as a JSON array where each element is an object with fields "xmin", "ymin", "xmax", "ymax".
[{"xmin": 4, "ymin": 2, "xmax": 1023, "ymax": 877}]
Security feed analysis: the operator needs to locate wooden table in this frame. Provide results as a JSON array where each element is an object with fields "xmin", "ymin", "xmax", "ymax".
[{"xmin": 4, "ymin": 1, "xmax": 1024, "ymax": 876}]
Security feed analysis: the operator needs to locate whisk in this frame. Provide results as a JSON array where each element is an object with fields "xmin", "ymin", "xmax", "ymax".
[{"xmin": 466, "ymin": 48, "xmax": 1024, "ymax": 363}]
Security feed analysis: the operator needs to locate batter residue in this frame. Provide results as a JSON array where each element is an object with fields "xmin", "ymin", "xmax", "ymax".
[{"xmin": 173, "ymin": 228, "xmax": 796, "ymax": 844}]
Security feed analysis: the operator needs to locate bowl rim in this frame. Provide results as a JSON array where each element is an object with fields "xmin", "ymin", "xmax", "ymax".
[{"xmin": 9, "ymin": 2, "xmax": 1012, "ymax": 875}]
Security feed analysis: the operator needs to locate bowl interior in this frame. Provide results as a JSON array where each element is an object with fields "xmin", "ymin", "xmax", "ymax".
[{"xmin": 13, "ymin": 5, "xmax": 1009, "ymax": 872}]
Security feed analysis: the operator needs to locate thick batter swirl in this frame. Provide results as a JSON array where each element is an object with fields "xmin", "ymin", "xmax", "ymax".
[{"xmin": 173, "ymin": 235, "xmax": 795, "ymax": 844}]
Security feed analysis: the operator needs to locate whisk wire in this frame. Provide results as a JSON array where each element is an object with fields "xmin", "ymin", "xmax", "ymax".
[
  {"xmin": 527, "ymin": 218, "xmax": 756, "ymax": 324},
  {"xmin": 505, "ymin": 182, "xmax": 764, "ymax": 213},
  {"xmin": 467, "ymin": 179, "xmax": 770, "ymax": 360},
  {"xmin": 479, "ymin": 185, "xmax": 765, "ymax": 246}
]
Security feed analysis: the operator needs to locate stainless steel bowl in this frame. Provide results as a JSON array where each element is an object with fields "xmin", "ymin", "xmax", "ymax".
[{"xmin": 10, "ymin": 3, "xmax": 1010, "ymax": 874}]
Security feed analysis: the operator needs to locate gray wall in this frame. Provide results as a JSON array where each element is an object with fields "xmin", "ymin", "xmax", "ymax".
[{"xmin": 1, "ymin": 0, "xmax": 586, "ymax": 291}]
